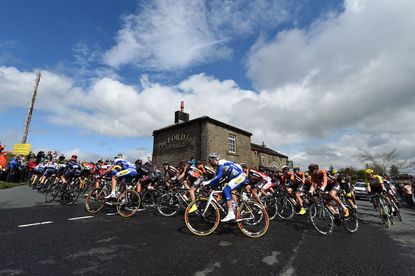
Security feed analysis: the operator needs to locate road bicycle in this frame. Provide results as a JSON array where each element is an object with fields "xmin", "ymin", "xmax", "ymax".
[
  {"xmin": 184, "ymin": 189, "xmax": 269, "ymax": 238},
  {"xmin": 309, "ymin": 191, "xmax": 358, "ymax": 235},
  {"xmin": 85, "ymin": 177, "xmax": 141, "ymax": 217},
  {"xmin": 371, "ymin": 192, "xmax": 394, "ymax": 228}
]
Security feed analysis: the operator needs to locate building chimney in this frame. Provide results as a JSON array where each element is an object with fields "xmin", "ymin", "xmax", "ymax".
[
  {"xmin": 174, "ymin": 101, "xmax": 189, "ymax": 123},
  {"xmin": 261, "ymin": 141, "xmax": 266, "ymax": 147}
]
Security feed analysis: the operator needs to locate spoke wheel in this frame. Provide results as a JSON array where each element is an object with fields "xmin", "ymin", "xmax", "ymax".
[
  {"xmin": 377, "ymin": 202, "xmax": 391, "ymax": 228},
  {"xmin": 116, "ymin": 190, "xmax": 141, "ymax": 218},
  {"xmin": 342, "ymin": 206, "xmax": 359, "ymax": 233},
  {"xmin": 276, "ymin": 196, "xmax": 294, "ymax": 220},
  {"xmin": 236, "ymin": 201, "xmax": 269, "ymax": 238},
  {"xmin": 45, "ymin": 183, "xmax": 61, "ymax": 203},
  {"xmin": 263, "ymin": 196, "xmax": 278, "ymax": 221},
  {"xmin": 392, "ymin": 201, "xmax": 402, "ymax": 222},
  {"xmin": 85, "ymin": 188, "xmax": 107, "ymax": 213},
  {"xmin": 142, "ymin": 189, "xmax": 161, "ymax": 211},
  {"xmin": 63, "ymin": 182, "xmax": 81, "ymax": 206},
  {"xmin": 157, "ymin": 193, "xmax": 180, "ymax": 217},
  {"xmin": 184, "ymin": 198, "xmax": 220, "ymax": 236},
  {"xmin": 309, "ymin": 203, "xmax": 334, "ymax": 235}
]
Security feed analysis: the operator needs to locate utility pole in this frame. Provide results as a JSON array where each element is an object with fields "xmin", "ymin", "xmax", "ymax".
[{"xmin": 21, "ymin": 72, "xmax": 41, "ymax": 144}]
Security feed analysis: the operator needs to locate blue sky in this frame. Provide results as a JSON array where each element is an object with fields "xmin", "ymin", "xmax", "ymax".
[{"xmin": 1, "ymin": 0, "xmax": 414, "ymax": 169}]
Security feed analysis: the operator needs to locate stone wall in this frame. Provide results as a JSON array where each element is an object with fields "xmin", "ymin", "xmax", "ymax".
[
  {"xmin": 152, "ymin": 121, "xmax": 201, "ymax": 167},
  {"xmin": 204, "ymin": 122, "xmax": 252, "ymax": 165}
]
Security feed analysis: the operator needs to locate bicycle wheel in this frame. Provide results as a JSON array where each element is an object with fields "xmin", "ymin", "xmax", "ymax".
[
  {"xmin": 116, "ymin": 190, "xmax": 141, "ymax": 218},
  {"xmin": 45, "ymin": 183, "xmax": 61, "ymax": 203},
  {"xmin": 377, "ymin": 201, "xmax": 390, "ymax": 228},
  {"xmin": 85, "ymin": 188, "xmax": 107, "ymax": 213},
  {"xmin": 392, "ymin": 201, "xmax": 402, "ymax": 222},
  {"xmin": 276, "ymin": 196, "xmax": 294, "ymax": 220},
  {"xmin": 64, "ymin": 182, "xmax": 81, "ymax": 206},
  {"xmin": 142, "ymin": 189, "xmax": 161, "ymax": 211},
  {"xmin": 342, "ymin": 206, "xmax": 358, "ymax": 233},
  {"xmin": 309, "ymin": 203, "xmax": 334, "ymax": 235},
  {"xmin": 184, "ymin": 198, "xmax": 220, "ymax": 236},
  {"xmin": 263, "ymin": 196, "xmax": 278, "ymax": 220},
  {"xmin": 157, "ymin": 193, "xmax": 180, "ymax": 217},
  {"xmin": 236, "ymin": 200, "xmax": 269, "ymax": 238}
]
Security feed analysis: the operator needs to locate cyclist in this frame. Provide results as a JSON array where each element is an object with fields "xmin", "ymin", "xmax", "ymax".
[
  {"xmin": 292, "ymin": 166, "xmax": 306, "ymax": 215},
  {"xmin": 135, "ymin": 159, "xmax": 158, "ymax": 193},
  {"xmin": 281, "ymin": 166, "xmax": 306, "ymax": 215},
  {"xmin": 39, "ymin": 159, "xmax": 57, "ymax": 186},
  {"xmin": 60, "ymin": 155, "xmax": 82, "ymax": 185},
  {"xmin": 338, "ymin": 172, "xmax": 357, "ymax": 211},
  {"xmin": 308, "ymin": 163, "xmax": 349, "ymax": 217},
  {"xmin": 162, "ymin": 161, "xmax": 180, "ymax": 183},
  {"xmin": 179, "ymin": 160, "xmax": 205, "ymax": 212},
  {"xmin": 104, "ymin": 154, "xmax": 137, "ymax": 198},
  {"xmin": 365, "ymin": 169, "xmax": 393, "ymax": 211},
  {"xmin": 202, "ymin": 153, "xmax": 247, "ymax": 222},
  {"xmin": 242, "ymin": 164, "xmax": 273, "ymax": 206}
]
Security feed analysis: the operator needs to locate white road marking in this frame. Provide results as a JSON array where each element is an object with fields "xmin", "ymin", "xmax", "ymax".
[
  {"xmin": 18, "ymin": 221, "xmax": 53, "ymax": 228},
  {"xmin": 67, "ymin": 216, "xmax": 94, "ymax": 221}
]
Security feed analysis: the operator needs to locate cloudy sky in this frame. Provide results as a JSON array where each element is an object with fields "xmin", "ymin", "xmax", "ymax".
[{"xmin": 1, "ymin": 0, "xmax": 414, "ymax": 170}]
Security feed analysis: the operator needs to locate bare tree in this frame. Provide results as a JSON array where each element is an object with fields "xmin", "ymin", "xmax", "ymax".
[{"xmin": 357, "ymin": 147, "xmax": 399, "ymax": 175}]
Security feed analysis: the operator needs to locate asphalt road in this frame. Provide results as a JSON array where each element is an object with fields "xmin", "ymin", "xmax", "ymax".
[{"xmin": 0, "ymin": 186, "xmax": 414, "ymax": 276}]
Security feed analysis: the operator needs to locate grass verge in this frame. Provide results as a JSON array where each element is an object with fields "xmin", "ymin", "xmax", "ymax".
[{"xmin": 0, "ymin": 181, "xmax": 28, "ymax": 189}]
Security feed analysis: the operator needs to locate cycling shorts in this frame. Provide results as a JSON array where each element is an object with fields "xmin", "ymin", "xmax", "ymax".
[
  {"xmin": 287, "ymin": 181, "xmax": 303, "ymax": 192},
  {"xmin": 44, "ymin": 168, "xmax": 57, "ymax": 177},
  {"xmin": 64, "ymin": 169, "xmax": 81, "ymax": 179},
  {"xmin": 116, "ymin": 168, "xmax": 137, "ymax": 179},
  {"xmin": 187, "ymin": 175, "xmax": 203, "ymax": 187},
  {"xmin": 324, "ymin": 182, "xmax": 340, "ymax": 192}
]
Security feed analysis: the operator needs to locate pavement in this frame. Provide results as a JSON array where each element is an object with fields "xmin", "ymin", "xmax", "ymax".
[{"xmin": 0, "ymin": 186, "xmax": 414, "ymax": 276}]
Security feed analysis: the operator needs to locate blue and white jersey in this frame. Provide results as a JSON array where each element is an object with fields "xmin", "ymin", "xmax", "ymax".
[
  {"xmin": 113, "ymin": 158, "xmax": 135, "ymax": 170},
  {"xmin": 45, "ymin": 161, "xmax": 57, "ymax": 169},
  {"xmin": 209, "ymin": 159, "xmax": 244, "ymax": 188}
]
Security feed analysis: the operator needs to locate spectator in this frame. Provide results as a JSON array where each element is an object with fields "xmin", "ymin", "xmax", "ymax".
[
  {"xmin": 0, "ymin": 147, "xmax": 7, "ymax": 180},
  {"xmin": 6, "ymin": 155, "xmax": 21, "ymax": 182},
  {"xmin": 27, "ymin": 157, "xmax": 38, "ymax": 181}
]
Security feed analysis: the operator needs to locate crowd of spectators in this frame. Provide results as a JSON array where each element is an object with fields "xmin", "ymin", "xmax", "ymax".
[{"xmin": 0, "ymin": 143, "xmax": 59, "ymax": 183}]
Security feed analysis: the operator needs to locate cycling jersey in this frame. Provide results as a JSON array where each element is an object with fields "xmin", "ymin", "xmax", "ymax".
[
  {"xmin": 246, "ymin": 169, "xmax": 272, "ymax": 189},
  {"xmin": 281, "ymin": 171, "xmax": 295, "ymax": 185},
  {"xmin": 209, "ymin": 160, "xmax": 244, "ymax": 188},
  {"xmin": 207, "ymin": 160, "xmax": 247, "ymax": 202},
  {"xmin": 366, "ymin": 175, "xmax": 383, "ymax": 187},
  {"xmin": 164, "ymin": 165, "xmax": 180, "ymax": 179},
  {"xmin": 112, "ymin": 158, "xmax": 137, "ymax": 179},
  {"xmin": 311, "ymin": 170, "xmax": 328, "ymax": 188}
]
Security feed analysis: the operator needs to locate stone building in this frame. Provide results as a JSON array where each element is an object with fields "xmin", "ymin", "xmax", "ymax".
[
  {"xmin": 152, "ymin": 107, "xmax": 288, "ymax": 169},
  {"xmin": 251, "ymin": 142, "xmax": 289, "ymax": 171}
]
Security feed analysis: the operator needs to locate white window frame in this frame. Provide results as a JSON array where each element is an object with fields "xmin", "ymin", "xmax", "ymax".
[{"xmin": 228, "ymin": 134, "xmax": 236, "ymax": 154}]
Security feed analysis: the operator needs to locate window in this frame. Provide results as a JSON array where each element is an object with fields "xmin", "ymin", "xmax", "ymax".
[{"xmin": 228, "ymin": 134, "xmax": 236, "ymax": 153}]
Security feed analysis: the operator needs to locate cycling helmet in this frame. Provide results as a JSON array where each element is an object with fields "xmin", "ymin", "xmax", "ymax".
[
  {"xmin": 162, "ymin": 161, "xmax": 170, "ymax": 166},
  {"xmin": 293, "ymin": 166, "xmax": 300, "ymax": 172},
  {"xmin": 135, "ymin": 159, "xmax": 142, "ymax": 165},
  {"xmin": 208, "ymin": 153, "xmax": 220, "ymax": 160},
  {"xmin": 308, "ymin": 163, "xmax": 319, "ymax": 171},
  {"xmin": 71, "ymin": 155, "xmax": 78, "ymax": 160},
  {"xmin": 240, "ymin": 163, "xmax": 248, "ymax": 169},
  {"xmin": 114, "ymin": 154, "xmax": 123, "ymax": 160},
  {"xmin": 365, "ymin": 168, "xmax": 374, "ymax": 175},
  {"xmin": 330, "ymin": 168, "xmax": 338, "ymax": 174},
  {"xmin": 281, "ymin": 166, "xmax": 290, "ymax": 171}
]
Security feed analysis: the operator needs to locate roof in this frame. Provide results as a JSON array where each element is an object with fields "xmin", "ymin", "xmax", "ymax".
[
  {"xmin": 251, "ymin": 143, "xmax": 288, "ymax": 158},
  {"xmin": 153, "ymin": 116, "xmax": 252, "ymax": 136}
]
